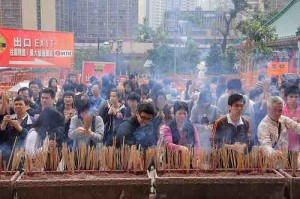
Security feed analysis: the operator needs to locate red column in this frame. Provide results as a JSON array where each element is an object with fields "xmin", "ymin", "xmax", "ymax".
[{"xmin": 289, "ymin": 48, "xmax": 296, "ymax": 73}]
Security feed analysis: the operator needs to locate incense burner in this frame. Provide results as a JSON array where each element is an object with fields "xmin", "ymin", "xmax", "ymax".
[
  {"xmin": 15, "ymin": 170, "xmax": 150, "ymax": 199},
  {"xmin": 0, "ymin": 171, "xmax": 19, "ymax": 199},
  {"xmin": 154, "ymin": 169, "xmax": 286, "ymax": 199},
  {"xmin": 279, "ymin": 169, "xmax": 300, "ymax": 199}
]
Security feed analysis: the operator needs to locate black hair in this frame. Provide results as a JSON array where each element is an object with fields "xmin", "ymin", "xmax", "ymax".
[
  {"xmin": 67, "ymin": 73, "xmax": 76, "ymax": 79},
  {"xmin": 129, "ymin": 73, "xmax": 135, "ymax": 80},
  {"xmin": 284, "ymin": 85, "xmax": 300, "ymax": 98},
  {"xmin": 148, "ymin": 79, "xmax": 157, "ymax": 89},
  {"xmin": 89, "ymin": 76, "xmax": 98, "ymax": 84},
  {"xmin": 150, "ymin": 83, "xmax": 163, "ymax": 96},
  {"xmin": 227, "ymin": 79, "xmax": 242, "ymax": 91},
  {"xmin": 140, "ymin": 84, "xmax": 150, "ymax": 96},
  {"xmin": 155, "ymin": 90, "xmax": 167, "ymax": 103},
  {"xmin": 48, "ymin": 78, "xmax": 58, "ymax": 88},
  {"xmin": 228, "ymin": 93, "xmax": 245, "ymax": 106},
  {"xmin": 14, "ymin": 95, "xmax": 29, "ymax": 105},
  {"xmin": 17, "ymin": 87, "xmax": 33, "ymax": 97},
  {"xmin": 173, "ymin": 101, "xmax": 189, "ymax": 115},
  {"xmin": 76, "ymin": 99, "xmax": 91, "ymax": 117},
  {"xmin": 137, "ymin": 101, "xmax": 155, "ymax": 115},
  {"xmin": 63, "ymin": 80, "xmax": 76, "ymax": 92},
  {"xmin": 33, "ymin": 107, "xmax": 64, "ymax": 143},
  {"xmin": 29, "ymin": 79, "xmax": 42, "ymax": 89},
  {"xmin": 249, "ymin": 89, "xmax": 261, "ymax": 100},
  {"xmin": 271, "ymin": 77, "xmax": 278, "ymax": 85},
  {"xmin": 258, "ymin": 74, "xmax": 265, "ymax": 81},
  {"xmin": 92, "ymin": 82, "xmax": 101, "ymax": 89},
  {"xmin": 123, "ymin": 80, "xmax": 134, "ymax": 91},
  {"xmin": 109, "ymin": 88, "xmax": 122, "ymax": 100},
  {"xmin": 101, "ymin": 75, "xmax": 110, "ymax": 86},
  {"xmin": 127, "ymin": 92, "xmax": 141, "ymax": 103},
  {"xmin": 169, "ymin": 101, "xmax": 194, "ymax": 147},
  {"xmin": 41, "ymin": 88, "xmax": 56, "ymax": 99},
  {"xmin": 63, "ymin": 90, "xmax": 75, "ymax": 99},
  {"xmin": 76, "ymin": 83, "xmax": 87, "ymax": 93},
  {"xmin": 197, "ymin": 89, "xmax": 212, "ymax": 105}
]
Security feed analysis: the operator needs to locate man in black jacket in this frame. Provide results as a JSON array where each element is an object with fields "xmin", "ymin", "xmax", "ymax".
[
  {"xmin": 116, "ymin": 101, "xmax": 155, "ymax": 147},
  {"xmin": 0, "ymin": 96, "xmax": 34, "ymax": 160}
]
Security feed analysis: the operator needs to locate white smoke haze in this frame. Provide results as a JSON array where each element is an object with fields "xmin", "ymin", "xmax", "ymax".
[{"xmin": 0, "ymin": 0, "xmax": 296, "ymax": 163}]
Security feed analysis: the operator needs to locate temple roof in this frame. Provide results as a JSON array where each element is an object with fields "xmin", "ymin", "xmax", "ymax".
[{"xmin": 266, "ymin": 0, "xmax": 300, "ymax": 38}]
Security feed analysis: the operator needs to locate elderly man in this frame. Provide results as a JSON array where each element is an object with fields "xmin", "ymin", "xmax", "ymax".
[{"xmin": 258, "ymin": 96, "xmax": 300, "ymax": 157}]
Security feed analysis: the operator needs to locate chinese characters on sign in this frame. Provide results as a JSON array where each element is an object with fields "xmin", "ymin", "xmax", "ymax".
[
  {"xmin": 0, "ymin": 28, "xmax": 74, "ymax": 68},
  {"xmin": 10, "ymin": 38, "xmax": 56, "ymax": 58}
]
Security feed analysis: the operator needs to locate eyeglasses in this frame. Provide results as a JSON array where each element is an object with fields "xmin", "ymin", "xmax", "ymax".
[
  {"xmin": 137, "ymin": 113, "xmax": 153, "ymax": 122},
  {"xmin": 232, "ymin": 104, "xmax": 245, "ymax": 108}
]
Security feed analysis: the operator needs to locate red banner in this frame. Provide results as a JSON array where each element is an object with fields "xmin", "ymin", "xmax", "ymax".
[
  {"xmin": 82, "ymin": 61, "xmax": 116, "ymax": 83},
  {"xmin": 0, "ymin": 27, "xmax": 74, "ymax": 68}
]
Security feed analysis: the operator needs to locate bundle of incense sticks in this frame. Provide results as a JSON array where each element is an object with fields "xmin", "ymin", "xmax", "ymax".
[
  {"xmin": 9, "ymin": 143, "xmax": 299, "ymax": 174},
  {"xmin": 61, "ymin": 143, "xmax": 69, "ymax": 171},
  {"xmin": 77, "ymin": 143, "xmax": 87, "ymax": 170},
  {"xmin": 154, "ymin": 147, "xmax": 161, "ymax": 170},
  {"xmin": 291, "ymin": 151, "xmax": 298, "ymax": 177},
  {"xmin": 84, "ymin": 114, "xmax": 93, "ymax": 133},
  {"xmin": 145, "ymin": 148, "xmax": 155, "ymax": 171},
  {"xmin": 2, "ymin": 94, "xmax": 10, "ymax": 115},
  {"xmin": 99, "ymin": 146, "xmax": 108, "ymax": 170},
  {"xmin": 236, "ymin": 151, "xmax": 244, "ymax": 175},
  {"xmin": 34, "ymin": 150, "xmax": 47, "ymax": 171},
  {"xmin": 221, "ymin": 147, "xmax": 228, "ymax": 170},
  {"xmin": 85, "ymin": 146, "xmax": 93, "ymax": 170},
  {"xmin": 107, "ymin": 146, "xmax": 115, "ymax": 170},
  {"xmin": 181, "ymin": 148, "xmax": 190, "ymax": 170},
  {"xmin": 11, "ymin": 149, "xmax": 24, "ymax": 172},
  {"xmin": 24, "ymin": 155, "xmax": 32, "ymax": 176},
  {"xmin": 91, "ymin": 146, "xmax": 99, "ymax": 170},
  {"xmin": 69, "ymin": 149, "xmax": 75, "ymax": 172}
]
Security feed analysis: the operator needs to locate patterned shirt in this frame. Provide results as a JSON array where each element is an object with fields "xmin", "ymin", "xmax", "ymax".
[{"xmin": 258, "ymin": 115, "xmax": 300, "ymax": 155}]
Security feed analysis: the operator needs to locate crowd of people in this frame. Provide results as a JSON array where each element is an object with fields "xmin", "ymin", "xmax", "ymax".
[{"xmin": 0, "ymin": 72, "xmax": 300, "ymax": 165}]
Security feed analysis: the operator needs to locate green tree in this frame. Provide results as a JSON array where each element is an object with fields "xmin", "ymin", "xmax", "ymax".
[
  {"xmin": 179, "ymin": 13, "xmax": 202, "ymax": 28},
  {"xmin": 152, "ymin": 27, "xmax": 169, "ymax": 47},
  {"xmin": 147, "ymin": 44, "xmax": 174, "ymax": 75},
  {"xmin": 136, "ymin": 18, "xmax": 154, "ymax": 42},
  {"xmin": 238, "ymin": 12, "xmax": 277, "ymax": 55},
  {"xmin": 205, "ymin": 43, "xmax": 223, "ymax": 74},
  {"xmin": 180, "ymin": 39, "xmax": 201, "ymax": 73},
  {"xmin": 217, "ymin": 0, "xmax": 248, "ymax": 53}
]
